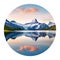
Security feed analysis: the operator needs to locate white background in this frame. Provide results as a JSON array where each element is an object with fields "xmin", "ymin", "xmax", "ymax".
[{"xmin": 0, "ymin": 0, "xmax": 60, "ymax": 60}]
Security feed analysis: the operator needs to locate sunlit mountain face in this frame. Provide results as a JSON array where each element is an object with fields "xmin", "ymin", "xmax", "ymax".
[{"xmin": 4, "ymin": 4, "xmax": 56, "ymax": 56}]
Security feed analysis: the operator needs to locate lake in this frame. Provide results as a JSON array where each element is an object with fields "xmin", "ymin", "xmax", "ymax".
[{"xmin": 5, "ymin": 30, "xmax": 56, "ymax": 56}]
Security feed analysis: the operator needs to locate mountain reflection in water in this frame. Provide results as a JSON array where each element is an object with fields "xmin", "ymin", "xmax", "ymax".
[{"xmin": 5, "ymin": 31, "xmax": 56, "ymax": 41}]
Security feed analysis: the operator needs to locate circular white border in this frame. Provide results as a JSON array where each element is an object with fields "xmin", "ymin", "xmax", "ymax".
[{"xmin": 0, "ymin": 0, "xmax": 60, "ymax": 60}]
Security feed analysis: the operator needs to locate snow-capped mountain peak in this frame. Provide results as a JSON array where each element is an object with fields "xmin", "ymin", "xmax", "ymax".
[
  {"xmin": 6, "ymin": 19, "xmax": 55, "ymax": 30},
  {"xmin": 48, "ymin": 22, "xmax": 55, "ymax": 27},
  {"xmin": 24, "ymin": 19, "xmax": 49, "ymax": 30},
  {"xmin": 32, "ymin": 19, "xmax": 38, "ymax": 23}
]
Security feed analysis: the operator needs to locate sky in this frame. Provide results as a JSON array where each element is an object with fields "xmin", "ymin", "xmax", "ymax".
[{"xmin": 7, "ymin": 4, "xmax": 54, "ymax": 24}]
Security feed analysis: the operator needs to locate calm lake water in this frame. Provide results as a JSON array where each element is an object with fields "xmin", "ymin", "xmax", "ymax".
[{"xmin": 5, "ymin": 30, "xmax": 56, "ymax": 56}]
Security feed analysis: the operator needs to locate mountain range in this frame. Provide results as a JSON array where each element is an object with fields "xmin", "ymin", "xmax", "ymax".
[{"xmin": 4, "ymin": 19, "xmax": 56, "ymax": 31}]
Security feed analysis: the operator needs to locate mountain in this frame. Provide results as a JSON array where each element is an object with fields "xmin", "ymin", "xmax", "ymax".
[
  {"xmin": 25, "ymin": 19, "xmax": 49, "ymax": 30},
  {"xmin": 4, "ymin": 19, "xmax": 56, "ymax": 31},
  {"xmin": 49, "ymin": 25, "xmax": 56, "ymax": 30},
  {"xmin": 48, "ymin": 22, "xmax": 56, "ymax": 30},
  {"xmin": 4, "ymin": 19, "xmax": 25, "ymax": 30},
  {"xmin": 48, "ymin": 22, "xmax": 55, "ymax": 27}
]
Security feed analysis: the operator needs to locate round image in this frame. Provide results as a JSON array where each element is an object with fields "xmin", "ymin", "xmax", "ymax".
[{"xmin": 4, "ymin": 4, "xmax": 56, "ymax": 56}]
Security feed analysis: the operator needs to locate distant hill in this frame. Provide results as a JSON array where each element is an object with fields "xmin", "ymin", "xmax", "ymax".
[
  {"xmin": 4, "ymin": 19, "xmax": 25, "ymax": 31},
  {"xmin": 4, "ymin": 25, "xmax": 22, "ymax": 31},
  {"xmin": 48, "ymin": 22, "xmax": 56, "ymax": 30},
  {"xmin": 49, "ymin": 25, "xmax": 56, "ymax": 30}
]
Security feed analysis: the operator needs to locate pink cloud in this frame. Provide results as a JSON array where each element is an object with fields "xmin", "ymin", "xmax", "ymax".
[
  {"xmin": 26, "ymin": 8, "xmax": 38, "ymax": 13},
  {"xmin": 17, "ymin": 8, "xmax": 39, "ymax": 14},
  {"xmin": 19, "ymin": 45, "xmax": 39, "ymax": 52}
]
